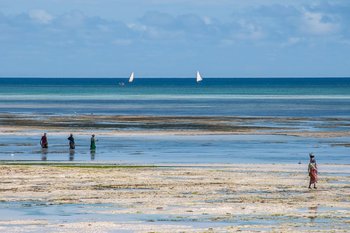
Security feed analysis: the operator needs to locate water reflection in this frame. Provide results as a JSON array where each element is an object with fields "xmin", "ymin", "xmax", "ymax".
[
  {"xmin": 41, "ymin": 148, "xmax": 48, "ymax": 161},
  {"xmin": 308, "ymin": 206, "xmax": 318, "ymax": 223},
  {"xmin": 69, "ymin": 149, "xmax": 75, "ymax": 161},
  {"xmin": 90, "ymin": 150, "xmax": 95, "ymax": 161}
]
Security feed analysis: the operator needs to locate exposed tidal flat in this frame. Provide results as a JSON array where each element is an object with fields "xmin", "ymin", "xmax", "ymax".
[
  {"xmin": 0, "ymin": 163, "xmax": 349, "ymax": 232},
  {"xmin": 2, "ymin": 113, "xmax": 350, "ymax": 137}
]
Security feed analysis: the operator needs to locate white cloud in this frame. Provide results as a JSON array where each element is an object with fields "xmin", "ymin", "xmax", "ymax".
[
  {"xmin": 1, "ymin": 1, "xmax": 350, "ymax": 77},
  {"xmin": 236, "ymin": 20, "xmax": 264, "ymax": 40},
  {"xmin": 29, "ymin": 9, "xmax": 53, "ymax": 24},
  {"xmin": 300, "ymin": 10, "xmax": 339, "ymax": 36}
]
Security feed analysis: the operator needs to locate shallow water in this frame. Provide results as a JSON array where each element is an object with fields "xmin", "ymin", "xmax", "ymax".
[
  {"xmin": 0, "ymin": 134, "xmax": 349, "ymax": 164},
  {"xmin": 0, "ymin": 201, "xmax": 349, "ymax": 231}
]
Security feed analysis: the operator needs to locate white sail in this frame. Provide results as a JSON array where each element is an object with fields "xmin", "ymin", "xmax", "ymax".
[
  {"xmin": 196, "ymin": 71, "xmax": 203, "ymax": 83},
  {"xmin": 128, "ymin": 72, "xmax": 134, "ymax": 83}
]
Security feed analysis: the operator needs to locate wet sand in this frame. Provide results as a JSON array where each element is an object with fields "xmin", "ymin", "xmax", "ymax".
[{"xmin": 0, "ymin": 163, "xmax": 349, "ymax": 232}]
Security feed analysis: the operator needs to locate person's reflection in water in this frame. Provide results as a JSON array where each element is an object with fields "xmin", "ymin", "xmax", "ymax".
[
  {"xmin": 41, "ymin": 148, "xmax": 48, "ymax": 161},
  {"xmin": 90, "ymin": 150, "xmax": 96, "ymax": 161},
  {"xmin": 308, "ymin": 206, "xmax": 318, "ymax": 223},
  {"xmin": 69, "ymin": 149, "xmax": 75, "ymax": 161}
]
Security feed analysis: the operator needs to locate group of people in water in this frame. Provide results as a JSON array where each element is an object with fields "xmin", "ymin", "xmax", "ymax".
[{"xmin": 40, "ymin": 133, "xmax": 97, "ymax": 151}]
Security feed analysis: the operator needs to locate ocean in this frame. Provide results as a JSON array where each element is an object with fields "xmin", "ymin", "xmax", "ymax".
[
  {"xmin": 0, "ymin": 77, "xmax": 349, "ymax": 164},
  {"xmin": 0, "ymin": 77, "xmax": 350, "ymax": 116}
]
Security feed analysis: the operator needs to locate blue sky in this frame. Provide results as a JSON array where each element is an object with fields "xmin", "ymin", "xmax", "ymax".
[{"xmin": 0, "ymin": 0, "xmax": 349, "ymax": 77}]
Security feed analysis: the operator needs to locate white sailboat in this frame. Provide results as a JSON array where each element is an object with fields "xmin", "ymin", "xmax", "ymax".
[
  {"xmin": 196, "ymin": 71, "xmax": 203, "ymax": 83},
  {"xmin": 128, "ymin": 72, "xmax": 134, "ymax": 83}
]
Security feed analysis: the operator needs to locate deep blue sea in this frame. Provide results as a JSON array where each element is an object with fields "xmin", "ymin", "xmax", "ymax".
[
  {"xmin": 0, "ymin": 78, "xmax": 349, "ymax": 164},
  {"xmin": 1, "ymin": 77, "xmax": 350, "ymax": 117}
]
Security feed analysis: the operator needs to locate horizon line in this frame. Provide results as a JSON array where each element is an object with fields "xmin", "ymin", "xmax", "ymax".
[{"xmin": 0, "ymin": 76, "xmax": 350, "ymax": 79}]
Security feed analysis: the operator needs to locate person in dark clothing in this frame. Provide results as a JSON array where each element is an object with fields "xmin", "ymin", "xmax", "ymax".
[
  {"xmin": 90, "ymin": 134, "xmax": 96, "ymax": 151},
  {"xmin": 68, "ymin": 134, "xmax": 75, "ymax": 149},
  {"xmin": 40, "ymin": 133, "xmax": 48, "ymax": 148}
]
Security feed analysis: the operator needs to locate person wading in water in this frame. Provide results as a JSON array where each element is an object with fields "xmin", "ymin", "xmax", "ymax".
[
  {"xmin": 68, "ymin": 134, "xmax": 75, "ymax": 149},
  {"xmin": 90, "ymin": 134, "xmax": 97, "ymax": 151},
  {"xmin": 40, "ymin": 133, "xmax": 48, "ymax": 148}
]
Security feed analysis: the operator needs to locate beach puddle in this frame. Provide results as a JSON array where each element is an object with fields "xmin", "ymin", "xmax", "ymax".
[
  {"xmin": 297, "ymin": 206, "xmax": 350, "ymax": 223},
  {"xmin": 0, "ymin": 201, "xmax": 349, "ymax": 231},
  {"xmin": 324, "ymin": 172, "xmax": 350, "ymax": 177},
  {"xmin": 0, "ymin": 202, "xmax": 259, "ymax": 229},
  {"xmin": 329, "ymin": 180, "xmax": 350, "ymax": 185},
  {"xmin": 139, "ymin": 212, "xmax": 349, "ymax": 229},
  {"xmin": 0, "ymin": 201, "xmax": 121, "ymax": 222},
  {"xmin": 298, "ymin": 206, "xmax": 350, "ymax": 213}
]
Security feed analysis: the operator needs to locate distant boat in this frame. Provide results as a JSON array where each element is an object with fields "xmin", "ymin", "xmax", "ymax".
[
  {"xmin": 196, "ymin": 71, "xmax": 203, "ymax": 83},
  {"xmin": 129, "ymin": 72, "xmax": 134, "ymax": 83}
]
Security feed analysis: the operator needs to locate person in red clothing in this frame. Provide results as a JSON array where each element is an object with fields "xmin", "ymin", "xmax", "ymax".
[
  {"xmin": 308, "ymin": 153, "xmax": 318, "ymax": 189},
  {"xmin": 40, "ymin": 133, "xmax": 48, "ymax": 148}
]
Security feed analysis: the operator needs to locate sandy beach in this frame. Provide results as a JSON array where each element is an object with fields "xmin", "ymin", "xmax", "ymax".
[{"xmin": 0, "ymin": 163, "xmax": 349, "ymax": 232}]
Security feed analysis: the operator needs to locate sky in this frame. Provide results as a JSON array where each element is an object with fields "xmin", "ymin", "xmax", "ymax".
[{"xmin": 0, "ymin": 0, "xmax": 349, "ymax": 77}]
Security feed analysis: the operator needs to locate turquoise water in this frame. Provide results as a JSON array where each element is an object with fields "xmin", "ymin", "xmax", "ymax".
[
  {"xmin": 0, "ymin": 78, "xmax": 349, "ymax": 163},
  {"xmin": 1, "ymin": 78, "xmax": 350, "ymax": 116},
  {"xmin": 1, "ymin": 78, "xmax": 350, "ymax": 95}
]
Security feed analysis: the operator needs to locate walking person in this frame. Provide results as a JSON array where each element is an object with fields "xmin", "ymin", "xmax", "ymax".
[
  {"xmin": 90, "ymin": 134, "xmax": 96, "ymax": 151},
  {"xmin": 68, "ymin": 134, "xmax": 75, "ymax": 149},
  {"xmin": 40, "ymin": 133, "xmax": 48, "ymax": 148},
  {"xmin": 308, "ymin": 153, "xmax": 318, "ymax": 189}
]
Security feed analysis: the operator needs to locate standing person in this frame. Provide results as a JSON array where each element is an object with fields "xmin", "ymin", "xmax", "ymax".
[
  {"xmin": 40, "ymin": 133, "xmax": 48, "ymax": 148},
  {"xmin": 90, "ymin": 134, "xmax": 96, "ymax": 151},
  {"xmin": 308, "ymin": 153, "xmax": 318, "ymax": 189},
  {"xmin": 68, "ymin": 134, "xmax": 75, "ymax": 149}
]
